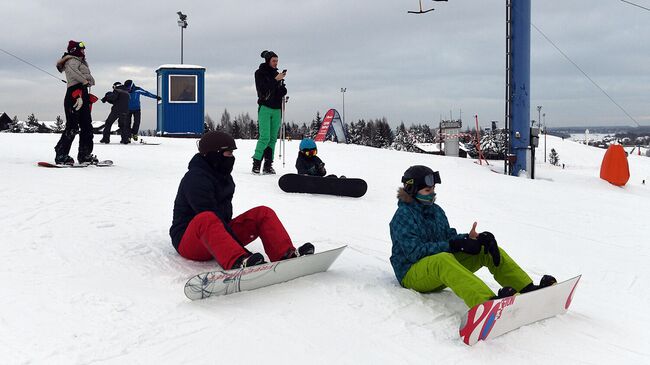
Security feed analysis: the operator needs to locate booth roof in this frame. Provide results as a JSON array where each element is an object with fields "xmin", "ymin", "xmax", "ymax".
[{"xmin": 156, "ymin": 64, "xmax": 205, "ymax": 71}]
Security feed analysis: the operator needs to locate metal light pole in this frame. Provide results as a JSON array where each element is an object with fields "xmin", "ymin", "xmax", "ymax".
[
  {"xmin": 543, "ymin": 112, "xmax": 547, "ymax": 162},
  {"xmin": 177, "ymin": 12, "xmax": 188, "ymax": 64},
  {"xmin": 340, "ymin": 88, "xmax": 347, "ymax": 124}
]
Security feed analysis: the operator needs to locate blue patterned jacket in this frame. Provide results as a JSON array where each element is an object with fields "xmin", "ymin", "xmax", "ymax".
[{"xmin": 389, "ymin": 189, "xmax": 467, "ymax": 284}]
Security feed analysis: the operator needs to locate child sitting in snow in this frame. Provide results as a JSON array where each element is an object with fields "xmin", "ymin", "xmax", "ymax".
[{"xmin": 295, "ymin": 138, "xmax": 327, "ymax": 176}]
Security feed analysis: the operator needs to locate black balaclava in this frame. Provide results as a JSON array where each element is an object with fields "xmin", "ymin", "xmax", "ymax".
[
  {"xmin": 198, "ymin": 131, "xmax": 237, "ymax": 175},
  {"xmin": 205, "ymin": 151, "xmax": 235, "ymax": 175}
]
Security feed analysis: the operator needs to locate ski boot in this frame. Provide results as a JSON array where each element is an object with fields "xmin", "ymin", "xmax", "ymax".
[
  {"xmin": 282, "ymin": 243, "xmax": 315, "ymax": 260},
  {"xmin": 491, "ymin": 286, "xmax": 517, "ymax": 300},
  {"xmin": 55, "ymin": 154, "xmax": 74, "ymax": 165},
  {"xmin": 520, "ymin": 275, "xmax": 558, "ymax": 294},
  {"xmin": 78, "ymin": 154, "xmax": 99, "ymax": 165},
  {"xmin": 252, "ymin": 158, "xmax": 262, "ymax": 174},
  {"xmin": 99, "ymin": 138, "xmax": 110, "ymax": 144},
  {"xmin": 262, "ymin": 159, "xmax": 276, "ymax": 175},
  {"xmin": 132, "ymin": 134, "xmax": 139, "ymax": 141},
  {"xmin": 262, "ymin": 147, "xmax": 276, "ymax": 174},
  {"xmin": 232, "ymin": 252, "xmax": 266, "ymax": 269}
]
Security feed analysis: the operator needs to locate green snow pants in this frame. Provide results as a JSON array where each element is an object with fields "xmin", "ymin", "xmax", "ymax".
[
  {"xmin": 254, "ymin": 105, "xmax": 282, "ymax": 160},
  {"xmin": 401, "ymin": 247, "xmax": 533, "ymax": 308}
]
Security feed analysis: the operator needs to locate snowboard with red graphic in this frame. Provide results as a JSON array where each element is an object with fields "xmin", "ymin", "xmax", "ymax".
[{"xmin": 459, "ymin": 275, "xmax": 581, "ymax": 346}]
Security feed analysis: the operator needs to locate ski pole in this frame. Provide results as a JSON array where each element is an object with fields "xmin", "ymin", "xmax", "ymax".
[{"xmin": 281, "ymin": 96, "xmax": 287, "ymax": 168}]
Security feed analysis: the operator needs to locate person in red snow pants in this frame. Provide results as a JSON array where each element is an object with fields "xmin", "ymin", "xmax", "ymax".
[
  {"xmin": 178, "ymin": 207, "xmax": 293, "ymax": 269},
  {"xmin": 170, "ymin": 131, "xmax": 314, "ymax": 270}
]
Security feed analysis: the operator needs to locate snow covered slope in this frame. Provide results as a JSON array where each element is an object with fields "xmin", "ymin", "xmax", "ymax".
[{"xmin": 1, "ymin": 133, "xmax": 649, "ymax": 364}]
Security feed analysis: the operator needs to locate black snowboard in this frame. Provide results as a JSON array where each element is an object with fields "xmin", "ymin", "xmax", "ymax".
[{"xmin": 278, "ymin": 174, "xmax": 367, "ymax": 198}]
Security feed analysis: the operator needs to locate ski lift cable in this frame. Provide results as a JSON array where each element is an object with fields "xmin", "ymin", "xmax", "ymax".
[
  {"xmin": 0, "ymin": 48, "xmax": 67, "ymax": 83},
  {"xmin": 620, "ymin": 0, "xmax": 650, "ymax": 12},
  {"xmin": 531, "ymin": 23, "xmax": 642, "ymax": 127}
]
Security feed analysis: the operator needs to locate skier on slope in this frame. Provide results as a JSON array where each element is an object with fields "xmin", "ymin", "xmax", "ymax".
[
  {"xmin": 123, "ymin": 79, "xmax": 160, "ymax": 143},
  {"xmin": 389, "ymin": 165, "xmax": 556, "ymax": 308},
  {"xmin": 99, "ymin": 82, "xmax": 131, "ymax": 144},
  {"xmin": 169, "ymin": 131, "xmax": 314, "ymax": 269},
  {"xmin": 252, "ymin": 50, "xmax": 287, "ymax": 174},
  {"xmin": 53, "ymin": 40, "xmax": 99, "ymax": 165}
]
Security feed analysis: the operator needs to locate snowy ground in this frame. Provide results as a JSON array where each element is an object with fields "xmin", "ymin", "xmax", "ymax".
[{"xmin": 1, "ymin": 133, "xmax": 649, "ymax": 364}]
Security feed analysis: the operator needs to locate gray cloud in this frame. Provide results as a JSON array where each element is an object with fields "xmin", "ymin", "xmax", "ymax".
[{"xmin": 1, "ymin": 0, "xmax": 648, "ymax": 128}]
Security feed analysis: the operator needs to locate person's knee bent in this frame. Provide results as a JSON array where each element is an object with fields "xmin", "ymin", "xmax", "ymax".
[
  {"xmin": 254, "ymin": 205, "xmax": 276, "ymax": 218},
  {"xmin": 194, "ymin": 211, "xmax": 220, "ymax": 224}
]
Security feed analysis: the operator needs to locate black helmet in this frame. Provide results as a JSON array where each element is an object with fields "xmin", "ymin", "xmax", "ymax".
[
  {"xmin": 198, "ymin": 131, "xmax": 237, "ymax": 154},
  {"xmin": 401, "ymin": 165, "xmax": 441, "ymax": 196}
]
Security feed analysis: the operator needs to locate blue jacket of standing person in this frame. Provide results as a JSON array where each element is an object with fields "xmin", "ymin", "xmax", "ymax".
[{"xmin": 124, "ymin": 79, "xmax": 158, "ymax": 111}]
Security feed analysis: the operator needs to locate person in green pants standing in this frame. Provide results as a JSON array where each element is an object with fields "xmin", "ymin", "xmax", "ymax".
[
  {"xmin": 389, "ymin": 165, "xmax": 556, "ymax": 308},
  {"xmin": 253, "ymin": 50, "xmax": 287, "ymax": 174}
]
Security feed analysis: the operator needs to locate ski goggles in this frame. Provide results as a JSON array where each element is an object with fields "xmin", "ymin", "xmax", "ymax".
[
  {"xmin": 424, "ymin": 171, "xmax": 441, "ymax": 186},
  {"xmin": 302, "ymin": 149, "xmax": 317, "ymax": 157},
  {"xmin": 402, "ymin": 171, "xmax": 441, "ymax": 188}
]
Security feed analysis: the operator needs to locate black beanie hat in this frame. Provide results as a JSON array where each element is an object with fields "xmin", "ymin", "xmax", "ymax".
[
  {"xmin": 198, "ymin": 131, "xmax": 237, "ymax": 154},
  {"xmin": 261, "ymin": 50, "xmax": 278, "ymax": 63}
]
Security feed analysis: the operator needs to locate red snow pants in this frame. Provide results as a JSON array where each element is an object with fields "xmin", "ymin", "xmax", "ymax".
[{"xmin": 178, "ymin": 206, "xmax": 295, "ymax": 269}]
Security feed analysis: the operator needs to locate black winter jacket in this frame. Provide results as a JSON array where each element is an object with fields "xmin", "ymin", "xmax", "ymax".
[
  {"xmin": 296, "ymin": 153, "xmax": 326, "ymax": 176},
  {"xmin": 255, "ymin": 63, "xmax": 287, "ymax": 109},
  {"xmin": 169, "ymin": 154, "xmax": 235, "ymax": 251},
  {"xmin": 101, "ymin": 86, "xmax": 130, "ymax": 114}
]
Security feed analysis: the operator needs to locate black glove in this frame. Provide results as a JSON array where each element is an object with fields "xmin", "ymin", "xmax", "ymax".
[
  {"xmin": 477, "ymin": 232, "xmax": 501, "ymax": 266},
  {"xmin": 101, "ymin": 97, "xmax": 107, "ymax": 103},
  {"xmin": 449, "ymin": 237, "xmax": 482, "ymax": 255},
  {"xmin": 156, "ymin": 96, "xmax": 162, "ymax": 101},
  {"xmin": 317, "ymin": 162, "xmax": 326, "ymax": 176}
]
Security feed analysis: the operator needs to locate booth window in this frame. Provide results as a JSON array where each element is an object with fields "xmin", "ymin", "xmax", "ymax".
[{"xmin": 169, "ymin": 75, "xmax": 197, "ymax": 103}]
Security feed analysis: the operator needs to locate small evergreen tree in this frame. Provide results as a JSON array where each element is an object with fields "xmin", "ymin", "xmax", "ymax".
[
  {"xmin": 549, "ymin": 148, "xmax": 560, "ymax": 166},
  {"xmin": 309, "ymin": 111, "xmax": 322, "ymax": 138},
  {"xmin": 231, "ymin": 120, "xmax": 241, "ymax": 139},
  {"xmin": 205, "ymin": 113, "xmax": 216, "ymax": 132},
  {"xmin": 10, "ymin": 116, "xmax": 22, "ymax": 133},
  {"xmin": 54, "ymin": 115, "xmax": 65, "ymax": 132},
  {"xmin": 220, "ymin": 109, "xmax": 232, "ymax": 134},
  {"xmin": 25, "ymin": 113, "xmax": 39, "ymax": 133}
]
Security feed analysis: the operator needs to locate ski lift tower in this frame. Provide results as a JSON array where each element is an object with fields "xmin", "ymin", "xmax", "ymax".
[
  {"xmin": 505, "ymin": 0, "xmax": 532, "ymax": 176},
  {"xmin": 409, "ymin": 0, "xmax": 532, "ymax": 176}
]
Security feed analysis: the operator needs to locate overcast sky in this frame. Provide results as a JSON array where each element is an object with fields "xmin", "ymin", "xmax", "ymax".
[{"xmin": 1, "ymin": 0, "xmax": 648, "ymax": 129}]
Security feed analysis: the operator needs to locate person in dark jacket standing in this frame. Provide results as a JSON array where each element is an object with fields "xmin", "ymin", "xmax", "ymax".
[
  {"xmin": 170, "ymin": 131, "xmax": 314, "ymax": 269},
  {"xmin": 252, "ymin": 50, "xmax": 287, "ymax": 174},
  {"xmin": 99, "ymin": 82, "xmax": 131, "ymax": 144},
  {"xmin": 53, "ymin": 40, "xmax": 99, "ymax": 165},
  {"xmin": 296, "ymin": 138, "xmax": 326, "ymax": 177},
  {"xmin": 389, "ymin": 165, "xmax": 556, "ymax": 308},
  {"xmin": 123, "ymin": 79, "xmax": 160, "ymax": 142}
]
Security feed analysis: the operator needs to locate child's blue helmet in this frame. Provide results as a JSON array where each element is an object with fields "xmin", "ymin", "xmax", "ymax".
[{"xmin": 299, "ymin": 138, "xmax": 317, "ymax": 151}]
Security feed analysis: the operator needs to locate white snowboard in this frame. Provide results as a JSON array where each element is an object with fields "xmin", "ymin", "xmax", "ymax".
[
  {"xmin": 459, "ymin": 275, "xmax": 581, "ymax": 345},
  {"xmin": 184, "ymin": 246, "xmax": 346, "ymax": 300}
]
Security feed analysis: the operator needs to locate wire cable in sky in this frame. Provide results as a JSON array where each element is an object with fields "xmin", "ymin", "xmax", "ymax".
[
  {"xmin": 0, "ymin": 48, "xmax": 67, "ymax": 83},
  {"xmin": 531, "ymin": 23, "xmax": 641, "ymax": 127},
  {"xmin": 620, "ymin": 0, "xmax": 650, "ymax": 12}
]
